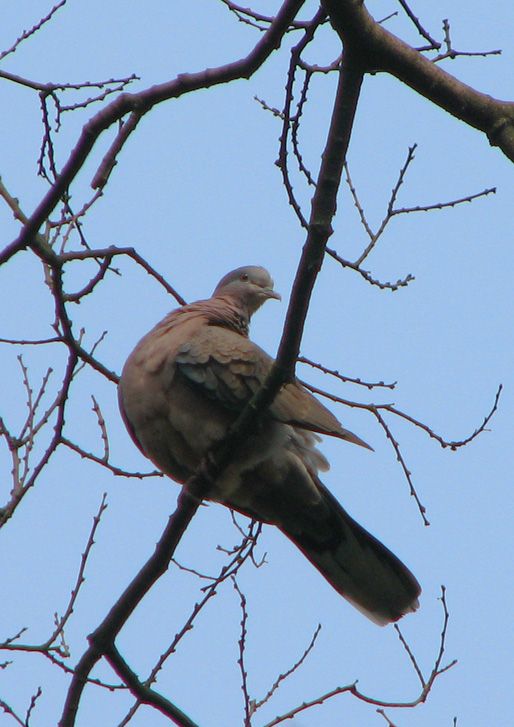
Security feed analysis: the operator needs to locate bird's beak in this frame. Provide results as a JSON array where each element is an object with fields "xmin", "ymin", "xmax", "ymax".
[{"xmin": 264, "ymin": 287, "xmax": 281, "ymax": 301}]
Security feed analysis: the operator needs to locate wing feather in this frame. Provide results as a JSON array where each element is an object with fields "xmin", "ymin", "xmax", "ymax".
[{"xmin": 175, "ymin": 326, "xmax": 371, "ymax": 448}]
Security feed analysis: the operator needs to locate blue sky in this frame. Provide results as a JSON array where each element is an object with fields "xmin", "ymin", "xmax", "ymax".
[{"xmin": 1, "ymin": 2, "xmax": 513, "ymax": 726}]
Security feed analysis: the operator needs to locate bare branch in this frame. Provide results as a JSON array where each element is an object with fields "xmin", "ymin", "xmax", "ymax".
[
  {"xmin": 376, "ymin": 707, "xmax": 399, "ymax": 727},
  {"xmin": 0, "ymin": 70, "xmax": 138, "ymax": 95},
  {"xmin": 0, "ymin": 1, "xmax": 68, "ymax": 62},
  {"xmin": 0, "ymin": 696, "xmax": 26, "ymax": 726},
  {"xmin": 59, "ymin": 78, "xmax": 140, "ymax": 113},
  {"xmin": 64, "ymin": 259, "xmax": 111, "ymax": 302},
  {"xmin": 106, "ymin": 645, "xmax": 200, "ymax": 727},
  {"xmin": 0, "ymin": 349, "xmax": 76, "ymax": 527},
  {"xmin": 298, "ymin": 356, "xmax": 397, "ymax": 390},
  {"xmin": 60, "ymin": 438, "xmax": 162, "ymax": 479},
  {"xmin": 0, "ymin": 628, "xmax": 29, "ymax": 648},
  {"xmin": 396, "ymin": 0, "xmax": 441, "ymax": 50},
  {"xmin": 24, "ymin": 687, "xmax": 42, "ymax": 726},
  {"xmin": 301, "ymin": 382, "xmax": 502, "ymax": 523},
  {"xmin": 371, "ymin": 405, "xmax": 429, "ymax": 526},
  {"xmin": 433, "ymin": 18, "xmax": 501, "ymax": 62},
  {"xmin": 252, "ymin": 624, "xmax": 322, "ymax": 713},
  {"xmin": 91, "ymin": 112, "xmax": 142, "ymax": 189},
  {"xmin": 46, "ymin": 494, "xmax": 108, "ymax": 653},
  {"xmin": 220, "ymin": 0, "xmax": 319, "ymax": 31},
  {"xmin": 394, "ymin": 586, "xmax": 457, "ymax": 694},
  {"xmin": 354, "ymin": 144, "xmax": 417, "ymax": 265},
  {"xmin": 0, "ymin": 499, "xmax": 108, "ymax": 662},
  {"xmin": 327, "ymin": 246, "xmax": 415, "ymax": 291},
  {"xmin": 275, "ymin": 8, "xmax": 328, "ymax": 230},
  {"xmin": 118, "ymin": 521, "xmax": 262, "ymax": 726},
  {"xmin": 232, "ymin": 577, "xmax": 251, "ymax": 726},
  {"xmin": 273, "ymin": 51, "xmax": 364, "ymax": 384},
  {"xmin": 263, "ymin": 588, "xmax": 456, "ymax": 726},
  {"xmin": 392, "ymin": 186, "xmax": 496, "ymax": 215},
  {"xmin": 90, "ymin": 397, "xmax": 109, "ymax": 462},
  {"xmin": 323, "ymin": 0, "xmax": 514, "ymax": 161},
  {"xmin": 0, "ymin": 176, "xmax": 31, "ymax": 226},
  {"xmin": 1, "ymin": 0, "xmax": 307, "ymax": 267},
  {"xmin": 377, "ymin": 384, "xmax": 503, "ymax": 452},
  {"xmin": 330, "ymin": 144, "xmax": 494, "ymax": 290},
  {"xmin": 1, "ymin": 3, "xmax": 506, "ymax": 724}
]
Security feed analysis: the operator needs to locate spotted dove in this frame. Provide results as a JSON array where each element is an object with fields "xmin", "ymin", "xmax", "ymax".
[{"xmin": 119, "ymin": 266, "xmax": 421, "ymax": 625}]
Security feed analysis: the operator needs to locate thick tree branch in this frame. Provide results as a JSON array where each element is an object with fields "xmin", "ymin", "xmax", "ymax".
[
  {"xmin": 1, "ymin": 4, "xmax": 507, "ymax": 725},
  {"xmin": 274, "ymin": 49, "xmax": 363, "ymax": 379},
  {"xmin": 59, "ymin": 42, "xmax": 365, "ymax": 727},
  {"xmin": 58, "ymin": 480, "xmax": 205, "ymax": 727},
  {"xmin": 106, "ymin": 645, "xmax": 200, "ymax": 727},
  {"xmin": 322, "ymin": 0, "xmax": 514, "ymax": 160}
]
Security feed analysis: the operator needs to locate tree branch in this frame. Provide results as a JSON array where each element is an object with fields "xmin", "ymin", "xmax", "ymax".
[
  {"xmin": 0, "ymin": 0, "xmax": 306, "ymax": 266},
  {"xmin": 273, "ymin": 49, "xmax": 364, "ymax": 380},
  {"xmin": 59, "ymin": 40, "xmax": 366, "ymax": 727},
  {"xmin": 106, "ymin": 645, "xmax": 200, "ymax": 727},
  {"xmin": 322, "ymin": 0, "xmax": 514, "ymax": 160}
]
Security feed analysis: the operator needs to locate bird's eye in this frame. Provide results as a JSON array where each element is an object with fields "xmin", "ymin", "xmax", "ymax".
[{"xmin": 240, "ymin": 273, "xmax": 249, "ymax": 281}]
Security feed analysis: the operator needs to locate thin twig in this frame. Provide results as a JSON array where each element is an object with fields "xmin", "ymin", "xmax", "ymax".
[
  {"xmin": 117, "ymin": 521, "xmax": 262, "ymax": 727},
  {"xmin": 327, "ymin": 247, "xmax": 415, "ymax": 290},
  {"xmin": 298, "ymin": 356, "xmax": 396, "ymax": 389},
  {"xmin": 25, "ymin": 686, "xmax": 42, "ymax": 725},
  {"xmin": 372, "ymin": 406, "xmax": 429, "ymax": 525},
  {"xmin": 252, "ymin": 624, "xmax": 322, "ymax": 712},
  {"xmin": 376, "ymin": 708, "xmax": 399, "ymax": 727},
  {"xmin": 0, "ymin": 697, "xmax": 26, "ymax": 726},
  {"xmin": 378, "ymin": 384, "xmax": 503, "ymax": 451},
  {"xmin": 275, "ymin": 8, "xmax": 327, "ymax": 230},
  {"xmin": 91, "ymin": 397, "xmax": 109, "ymax": 462},
  {"xmin": 0, "ymin": 1, "xmax": 68, "ymax": 61},
  {"xmin": 45, "ymin": 494, "xmax": 108, "ymax": 653},
  {"xmin": 233, "ymin": 577, "xmax": 251, "ymax": 726},
  {"xmin": 0, "ymin": 350, "xmax": 77, "ymax": 527},
  {"xmin": 220, "ymin": 0, "xmax": 316, "ymax": 31},
  {"xmin": 263, "ymin": 588, "xmax": 456, "ymax": 726},
  {"xmin": 392, "ymin": 186, "xmax": 496, "ymax": 215},
  {"xmin": 433, "ymin": 19, "xmax": 501, "ymax": 62},
  {"xmin": 92, "ymin": 112, "xmax": 142, "ymax": 189},
  {"xmin": 60, "ymin": 438, "xmax": 162, "ymax": 479},
  {"xmin": 301, "ymin": 381, "xmax": 502, "ymax": 524},
  {"xmin": 397, "ymin": 0, "xmax": 440, "ymax": 49},
  {"xmin": 354, "ymin": 144, "xmax": 417, "ymax": 266},
  {"xmin": 105, "ymin": 645, "xmax": 200, "ymax": 727}
]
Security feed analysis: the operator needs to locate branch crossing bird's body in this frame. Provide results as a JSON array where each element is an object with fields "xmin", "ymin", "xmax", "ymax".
[{"xmin": 119, "ymin": 266, "xmax": 421, "ymax": 625}]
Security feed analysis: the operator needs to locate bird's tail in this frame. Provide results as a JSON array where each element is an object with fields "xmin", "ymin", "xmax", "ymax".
[{"xmin": 280, "ymin": 480, "xmax": 421, "ymax": 625}]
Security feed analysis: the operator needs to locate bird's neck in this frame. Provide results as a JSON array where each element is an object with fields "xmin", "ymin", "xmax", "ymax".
[
  {"xmin": 173, "ymin": 295, "xmax": 250, "ymax": 337},
  {"xmin": 208, "ymin": 295, "xmax": 250, "ymax": 336}
]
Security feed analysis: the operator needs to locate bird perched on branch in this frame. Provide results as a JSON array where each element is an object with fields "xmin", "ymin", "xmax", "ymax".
[{"xmin": 119, "ymin": 266, "xmax": 421, "ymax": 625}]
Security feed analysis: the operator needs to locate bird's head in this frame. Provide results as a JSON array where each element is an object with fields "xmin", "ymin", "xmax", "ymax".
[{"xmin": 213, "ymin": 266, "xmax": 281, "ymax": 316}]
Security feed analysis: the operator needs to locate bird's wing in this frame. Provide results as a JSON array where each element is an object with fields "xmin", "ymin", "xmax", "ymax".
[
  {"xmin": 176, "ymin": 325, "xmax": 371, "ymax": 448},
  {"xmin": 175, "ymin": 325, "xmax": 268, "ymax": 411}
]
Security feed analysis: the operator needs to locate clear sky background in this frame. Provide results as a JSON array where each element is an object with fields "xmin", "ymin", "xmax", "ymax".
[{"xmin": 1, "ymin": 1, "xmax": 513, "ymax": 726}]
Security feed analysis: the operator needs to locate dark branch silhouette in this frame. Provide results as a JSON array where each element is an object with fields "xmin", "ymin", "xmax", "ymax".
[{"xmin": 0, "ymin": 2, "xmax": 508, "ymax": 725}]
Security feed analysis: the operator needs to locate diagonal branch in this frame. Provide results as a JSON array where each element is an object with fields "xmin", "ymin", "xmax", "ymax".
[
  {"xmin": 106, "ymin": 645, "xmax": 200, "ymax": 727},
  {"xmin": 58, "ymin": 476, "xmax": 206, "ymax": 727},
  {"xmin": 262, "ymin": 587, "xmax": 455, "ymax": 726},
  {"xmin": 273, "ymin": 50, "xmax": 363, "ymax": 380},
  {"xmin": 0, "ymin": 0, "xmax": 306, "ymax": 266},
  {"xmin": 0, "ymin": 0, "xmax": 68, "ymax": 62},
  {"xmin": 58, "ymin": 43, "xmax": 366, "ymax": 727},
  {"xmin": 322, "ymin": 0, "xmax": 514, "ymax": 160}
]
